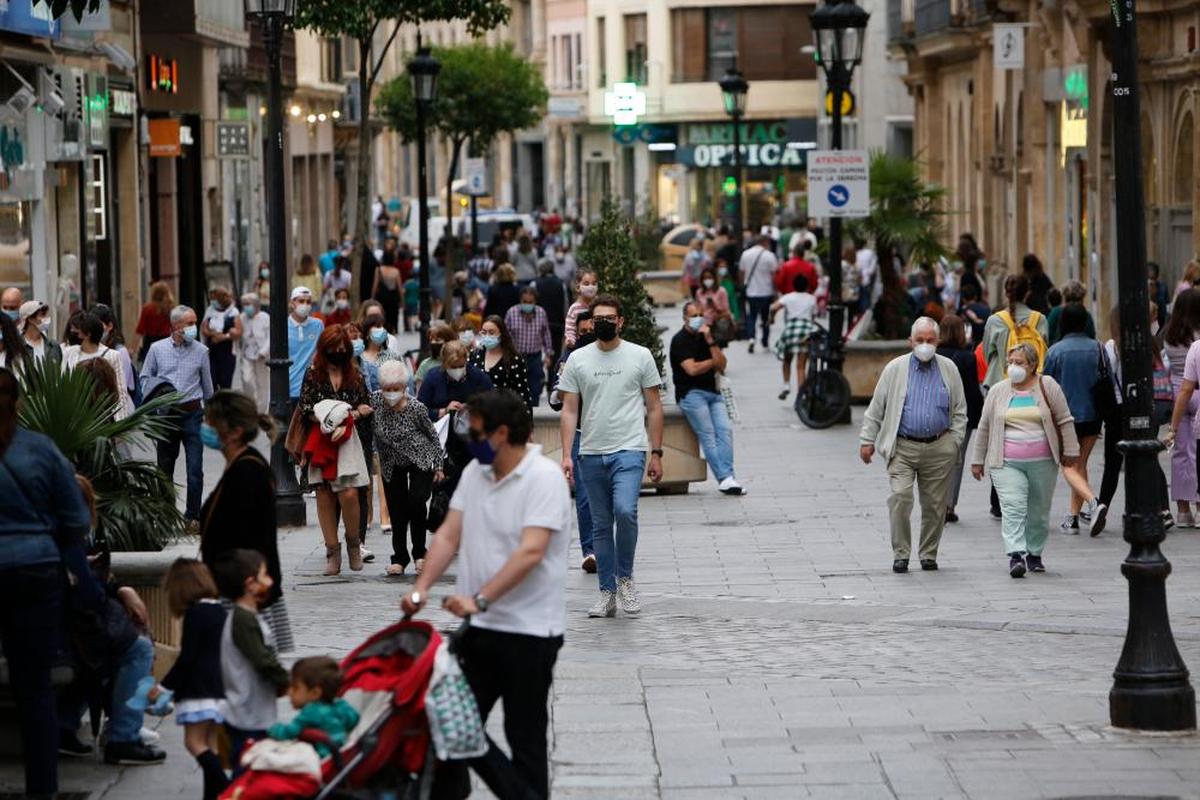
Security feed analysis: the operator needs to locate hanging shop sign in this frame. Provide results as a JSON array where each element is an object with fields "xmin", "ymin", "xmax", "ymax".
[
  {"xmin": 0, "ymin": 0, "xmax": 60, "ymax": 39},
  {"xmin": 147, "ymin": 54, "xmax": 179, "ymax": 94},
  {"xmin": 148, "ymin": 118, "xmax": 180, "ymax": 157},
  {"xmin": 603, "ymin": 82, "xmax": 646, "ymax": 126},
  {"xmin": 110, "ymin": 88, "xmax": 136, "ymax": 117},
  {"xmin": 994, "ymin": 24, "xmax": 1025, "ymax": 70},
  {"xmin": 216, "ymin": 121, "xmax": 250, "ymax": 158}
]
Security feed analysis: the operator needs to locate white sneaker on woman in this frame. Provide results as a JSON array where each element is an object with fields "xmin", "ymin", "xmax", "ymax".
[{"xmin": 616, "ymin": 578, "xmax": 641, "ymax": 615}]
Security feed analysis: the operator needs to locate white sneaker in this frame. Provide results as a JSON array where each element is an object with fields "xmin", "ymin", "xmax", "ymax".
[
  {"xmin": 361, "ymin": 546, "xmax": 376, "ymax": 564},
  {"xmin": 1178, "ymin": 511, "xmax": 1196, "ymax": 528},
  {"xmin": 718, "ymin": 477, "xmax": 744, "ymax": 495},
  {"xmin": 1080, "ymin": 498, "xmax": 1098, "ymax": 523},
  {"xmin": 139, "ymin": 727, "xmax": 160, "ymax": 746},
  {"xmin": 1060, "ymin": 513, "xmax": 1080, "ymax": 533},
  {"xmin": 588, "ymin": 591, "xmax": 617, "ymax": 618},
  {"xmin": 616, "ymin": 578, "xmax": 641, "ymax": 615}
]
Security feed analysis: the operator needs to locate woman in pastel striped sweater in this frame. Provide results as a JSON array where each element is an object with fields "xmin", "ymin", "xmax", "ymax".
[{"xmin": 971, "ymin": 343, "xmax": 1079, "ymax": 578}]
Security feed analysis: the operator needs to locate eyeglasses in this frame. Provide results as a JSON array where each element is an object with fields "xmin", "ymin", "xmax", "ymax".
[{"xmin": 592, "ymin": 314, "xmax": 618, "ymax": 323}]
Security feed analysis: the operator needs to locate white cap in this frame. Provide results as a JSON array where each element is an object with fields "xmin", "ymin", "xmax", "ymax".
[
  {"xmin": 18, "ymin": 300, "xmax": 47, "ymax": 323},
  {"xmin": 290, "ymin": 286, "xmax": 312, "ymax": 301}
]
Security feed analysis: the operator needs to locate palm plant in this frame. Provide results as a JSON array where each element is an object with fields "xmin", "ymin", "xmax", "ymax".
[
  {"xmin": 17, "ymin": 357, "xmax": 185, "ymax": 551},
  {"xmin": 850, "ymin": 152, "xmax": 951, "ymax": 267}
]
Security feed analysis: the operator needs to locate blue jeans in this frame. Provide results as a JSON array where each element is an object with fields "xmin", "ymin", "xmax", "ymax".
[
  {"xmin": 108, "ymin": 636, "xmax": 154, "ymax": 743},
  {"xmin": 156, "ymin": 408, "xmax": 204, "ymax": 520},
  {"xmin": 572, "ymin": 431, "xmax": 592, "ymax": 557},
  {"xmin": 578, "ymin": 450, "xmax": 645, "ymax": 592},
  {"xmin": 678, "ymin": 389, "xmax": 734, "ymax": 482},
  {"xmin": 745, "ymin": 295, "xmax": 773, "ymax": 346},
  {"xmin": 523, "ymin": 353, "xmax": 545, "ymax": 407}
]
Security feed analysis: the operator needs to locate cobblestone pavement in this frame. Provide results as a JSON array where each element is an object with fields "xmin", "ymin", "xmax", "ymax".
[{"xmin": 12, "ymin": 312, "xmax": 1200, "ymax": 799}]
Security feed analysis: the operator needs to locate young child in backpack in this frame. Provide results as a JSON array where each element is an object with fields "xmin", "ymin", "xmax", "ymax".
[
  {"xmin": 211, "ymin": 548, "xmax": 290, "ymax": 775},
  {"xmin": 267, "ymin": 656, "xmax": 360, "ymax": 757},
  {"xmin": 158, "ymin": 558, "xmax": 228, "ymax": 800}
]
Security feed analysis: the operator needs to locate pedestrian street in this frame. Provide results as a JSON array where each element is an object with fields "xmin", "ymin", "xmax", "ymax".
[{"xmin": 22, "ymin": 312, "xmax": 1200, "ymax": 800}]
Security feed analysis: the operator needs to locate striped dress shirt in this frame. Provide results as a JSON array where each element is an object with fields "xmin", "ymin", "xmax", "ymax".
[{"xmin": 897, "ymin": 355, "xmax": 950, "ymax": 438}]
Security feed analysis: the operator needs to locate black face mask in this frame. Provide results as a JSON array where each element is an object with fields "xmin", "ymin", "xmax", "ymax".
[
  {"xmin": 575, "ymin": 332, "xmax": 597, "ymax": 349},
  {"xmin": 430, "ymin": 342, "xmax": 444, "ymax": 359},
  {"xmin": 326, "ymin": 350, "xmax": 351, "ymax": 366},
  {"xmin": 593, "ymin": 319, "xmax": 618, "ymax": 342}
]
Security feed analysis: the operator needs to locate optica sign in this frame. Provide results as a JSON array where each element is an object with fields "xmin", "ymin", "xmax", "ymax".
[{"xmin": 678, "ymin": 142, "xmax": 807, "ymax": 168}]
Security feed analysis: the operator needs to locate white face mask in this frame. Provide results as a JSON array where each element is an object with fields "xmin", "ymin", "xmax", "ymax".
[
  {"xmin": 293, "ymin": 303, "xmax": 311, "ymax": 319},
  {"xmin": 913, "ymin": 343, "xmax": 936, "ymax": 362},
  {"xmin": 36, "ymin": 319, "xmax": 50, "ymax": 335},
  {"xmin": 579, "ymin": 284, "xmax": 598, "ymax": 298},
  {"xmin": 1007, "ymin": 364, "xmax": 1029, "ymax": 384},
  {"xmin": 446, "ymin": 366, "xmax": 466, "ymax": 381},
  {"xmin": 382, "ymin": 390, "xmax": 405, "ymax": 405}
]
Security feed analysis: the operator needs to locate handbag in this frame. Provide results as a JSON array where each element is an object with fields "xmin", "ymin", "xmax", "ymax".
[
  {"xmin": 1091, "ymin": 343, "xmax": 1118, "ymax": 421},
  {"xmin": 1037, "ymin": 376, "xmax": 1065, "ymax": 457},
  {"xmin": 284, "ymin": 404, "xmax": 309, "ymax": 462},
  {"xmin": 716, "ymin": 372, "xmax": 740, "ymax": 422},
  {"xmin": 425, "ymin": 641, "xmax": 488, "ymax": 761}
]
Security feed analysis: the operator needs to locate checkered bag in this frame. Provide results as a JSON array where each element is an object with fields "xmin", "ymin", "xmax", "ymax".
[
  {"xmin": 716, "ymin": 372, "xmax": 740, "ymax": 422},
  {"xmin": 425, "ymin": 641, "xmax": 488, "ymax": 761}
]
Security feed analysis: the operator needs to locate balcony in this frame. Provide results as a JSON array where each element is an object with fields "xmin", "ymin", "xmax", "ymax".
[
  {"xmin": 914, "ymin": 0, "xmax": 951, "ymax": 36},
  {"xmin": 888, "ymin": 0, "xmax": 916, "ymax": 43},
  {"xmin": 140, "ymin": 0, "xmax": 249, "ymax": 48}
]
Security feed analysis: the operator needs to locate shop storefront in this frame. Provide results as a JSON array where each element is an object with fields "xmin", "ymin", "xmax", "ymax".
[{"xmin": 676, "ymin": 118, "xmax": 816, "ymax": 230}]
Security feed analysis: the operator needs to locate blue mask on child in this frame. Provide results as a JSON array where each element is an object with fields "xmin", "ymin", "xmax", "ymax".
[
  {"xmin": 199, "ymin": 422, "xmax": 222, "ymax": 450},
  {"xmin": 352, "ymin": 339, "xmax": 365, "ymax": 357},
  {"xmin": 370, "ymin": 328, "xmax": 388, "ymax": 345}
]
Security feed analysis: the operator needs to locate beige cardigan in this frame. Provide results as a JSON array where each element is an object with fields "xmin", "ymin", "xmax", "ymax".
[
  {"xmin": 971, "ymin": 375, "xmax": 1080, "ymax": 469},
  {"xmin": 859, "ymin": 352, "xmax": 967, "ymax": 462}
]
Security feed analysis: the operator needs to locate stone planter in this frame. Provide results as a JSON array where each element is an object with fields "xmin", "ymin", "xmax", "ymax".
[
  {"xmin": 531, "ymin": 404, "xmax": 707, "ymax": 494},
  {"xmin": 111, "ymin": 547, "xmax": 194, "ymax": 680},
  {"xmin": 844, "ymin": 339, "xmax": 910, "ymax": 402}
]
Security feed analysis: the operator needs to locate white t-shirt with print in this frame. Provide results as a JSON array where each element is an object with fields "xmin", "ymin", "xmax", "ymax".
[
  {"xmin": 557, "ymin": 340, "xmax": 661, "ymax": 455},
  {"xmin": 450, "ymin": 445, "xmax": 571, "ymax": 638}
]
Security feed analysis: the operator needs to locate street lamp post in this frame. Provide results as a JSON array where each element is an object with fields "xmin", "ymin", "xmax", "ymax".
[
  {"xmin": 811, "ymin": 0, "xmax": 868, "ymax": 381},
  {"xmin": 408, "ymin": 41, "xmax": 440, "ymax": 357},
  {"xmin": 245, "ymin": 0, "xmax": 304, "ymax": 526},
  {"xmin": 718, "ymin": 64, "xmax": 748, "ymax": 245},
  {"xmin": 1106, "ymin": 0, "xmax": 1196, "ymax": 732}
]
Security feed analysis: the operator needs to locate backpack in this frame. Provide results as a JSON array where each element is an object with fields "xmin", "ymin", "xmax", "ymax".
[{"xmin": 996, "ymin": 309, "xmax": 1046, "ymax": 373}]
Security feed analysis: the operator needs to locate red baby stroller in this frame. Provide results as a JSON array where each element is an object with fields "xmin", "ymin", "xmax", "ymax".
[{"xmin": 221, "ymin": 619, "xmax": 443, "ymax": 800}]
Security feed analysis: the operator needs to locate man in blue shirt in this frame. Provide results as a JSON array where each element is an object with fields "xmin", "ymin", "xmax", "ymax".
[
  {"xmin": 318, "ymin": 240, "xmax": 339, "ymax": 277},
  {"xmin": 859, "ymin": 317, "xmax": 967, "ymax": 573},
  {"xmin": 287, "ymin": 287, "xmax": 324, "ymax": 402},
  {"xmin": 140, "ymin": 305, "xmax": 213, "ymax": 532}
]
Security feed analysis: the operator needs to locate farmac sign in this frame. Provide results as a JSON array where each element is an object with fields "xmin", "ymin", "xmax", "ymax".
[{"xmin": 677, "ymin": 119, "xmax": 814, "ymax": 169}]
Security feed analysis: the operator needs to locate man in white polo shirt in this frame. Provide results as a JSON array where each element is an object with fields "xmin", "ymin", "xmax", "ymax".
[{"xmin": 403, "ymin": 388, "xmax": 570, "ymax": 800}]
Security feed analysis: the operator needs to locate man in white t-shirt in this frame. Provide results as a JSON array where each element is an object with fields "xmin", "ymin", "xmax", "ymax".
[
  {"xmin": 558, "ymin": 294, "xmax": 664, "ymax": 618},
  {"xmin": 403, "ymin": 389, "xmax": 570, "ymax": 799},
  {"xmin": 739, "ymin": 234, "xmax": 780, "ymax": 352}
]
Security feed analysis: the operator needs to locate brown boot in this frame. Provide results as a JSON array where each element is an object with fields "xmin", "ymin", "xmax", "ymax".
[
  {"xmin": 324, "ymin": 544, "xmax": 342, "ymax": 576},
  {"xmin": 346, "ymin": 538, "xmax": 364, "ymax": 571}
]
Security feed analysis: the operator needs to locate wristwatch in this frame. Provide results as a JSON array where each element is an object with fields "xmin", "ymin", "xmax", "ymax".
[
  {"xmin": 473, "ymin": 593, "xmax": 490, "ymax": 613},
  {"xmin": 651, "ymin": 448, "xmax": 664, "ymax": 458}
]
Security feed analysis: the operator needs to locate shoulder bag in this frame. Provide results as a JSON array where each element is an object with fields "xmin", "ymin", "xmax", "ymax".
[
  {"xmin": 1091, "ymin": 342, "xmax": 1118, "ymax": 421},
  {"xmin": 1037, "ymin": 376, "xmax": 1065, "ymax": 457}
]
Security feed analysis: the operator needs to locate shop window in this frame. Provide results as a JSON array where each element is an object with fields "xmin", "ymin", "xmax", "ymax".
[
  {"xmin": 670, "ymin": 6, "xmax": 817, "ymax": 83},
  {"xmin": 624, "ymin": 14, "xmax": 647, "ymax": 85},
  {"xmin": 320, "ymin": 38, "xmax": 341, "ymax": 84}
]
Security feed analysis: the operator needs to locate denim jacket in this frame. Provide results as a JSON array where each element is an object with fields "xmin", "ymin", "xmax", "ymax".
[{"xmin": 1043, "ymin": 333, "xmax": 1102, "ymax": 423}]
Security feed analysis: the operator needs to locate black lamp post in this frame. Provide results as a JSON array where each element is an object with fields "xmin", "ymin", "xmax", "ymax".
[
  {"xmin": 245, "ymin": 0, "xmax": 304, "ymax": 526},
  {"xmin": 718, "ymin": 63, "xmax": 748, "ymax": 245},
  {"xmin": 811, "ymin": 0, "xmax": 868, "ymax": 383},
  {"xmin": 408, "ymin": 40, "xmax": 440, "ymax": 357},
  {"xmin": 1106, "ymin": 0, "xmax": 1195, "ymax": 732}
]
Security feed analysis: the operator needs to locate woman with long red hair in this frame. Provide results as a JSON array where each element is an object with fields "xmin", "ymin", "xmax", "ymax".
[{"xmin": 297, "ymin": 325, "xmax": 373, "ymax": 575}]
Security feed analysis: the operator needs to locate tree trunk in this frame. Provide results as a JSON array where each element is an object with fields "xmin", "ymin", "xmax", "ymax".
[
  {"xmin": 352, "ymin": 40, "xmax": 373, "ymax": 305},
  {"xmin": 443, "ymin": 137, "xmax": 464, "ymax": 321}
]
